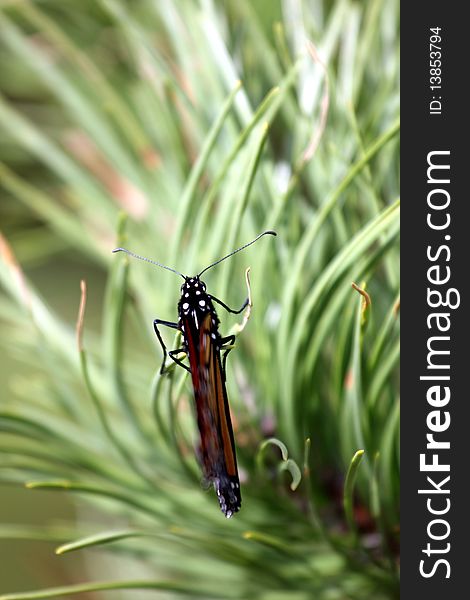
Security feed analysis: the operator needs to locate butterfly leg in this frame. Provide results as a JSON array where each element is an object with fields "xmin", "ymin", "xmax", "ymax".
[
  {"xmin": 219, "ymin": 334, "xmax": 236, "ymax": 377},
  {"xmin": 168, "ymin": 348, "xmax": 190, "ymax": 373},
  {"xmin": 210, "ymin": 296, "xmax": 249, "ymax": 315},
  {"xmin": 153, "ymin": 319, "xmax": 190, "ymax": 374}
]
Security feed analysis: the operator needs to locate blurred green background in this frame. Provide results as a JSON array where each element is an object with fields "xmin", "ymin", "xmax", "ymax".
[{"xmin": 0, "ymin": 0, "xmax": 399, "ymax": 599}]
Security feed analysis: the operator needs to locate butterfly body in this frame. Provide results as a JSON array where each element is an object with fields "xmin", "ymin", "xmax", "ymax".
[{"xmin": 177, "ymin": 276, "xmax": 241, "ymax": 517}]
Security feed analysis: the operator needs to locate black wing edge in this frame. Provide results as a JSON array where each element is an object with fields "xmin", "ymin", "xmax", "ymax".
[{"xmin": 213, "ymin": 473, "xmax": 242, "ymax": 518}]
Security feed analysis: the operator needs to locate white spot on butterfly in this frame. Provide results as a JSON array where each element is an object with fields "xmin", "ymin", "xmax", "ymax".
[
  {"xmin": 199, "ymin": 300, "xmax": 206, "ymax": 307},
  {"xmin": 185, "ymin": 293, "xmax": 189, "ymax": 298},
  {"xmin": 183, "ymin": 302, "xmax": 189, "ymax": 310},
  {"xmin": 196, "ymin": 290, "xmax": 201, "ymax": 295}
]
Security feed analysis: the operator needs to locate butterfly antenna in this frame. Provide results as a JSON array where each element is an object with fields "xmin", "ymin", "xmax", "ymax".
[
  {"xmin": 112, "ymin": 248, "xmax": 186, "ymax": 280},
  {"xmin": 198, "ymin": 230, "xmax": 277, "ymax": 277}
]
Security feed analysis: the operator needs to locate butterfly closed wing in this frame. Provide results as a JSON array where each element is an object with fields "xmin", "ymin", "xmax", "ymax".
[{"xmin": 181, "ymin": 283, "xmax": 241, "ymax": 516}]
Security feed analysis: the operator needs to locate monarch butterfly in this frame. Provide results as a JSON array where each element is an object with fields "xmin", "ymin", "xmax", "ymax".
[{"xmin": 113, "ymin": 231, "xmax": 276, "ymax": 517}]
